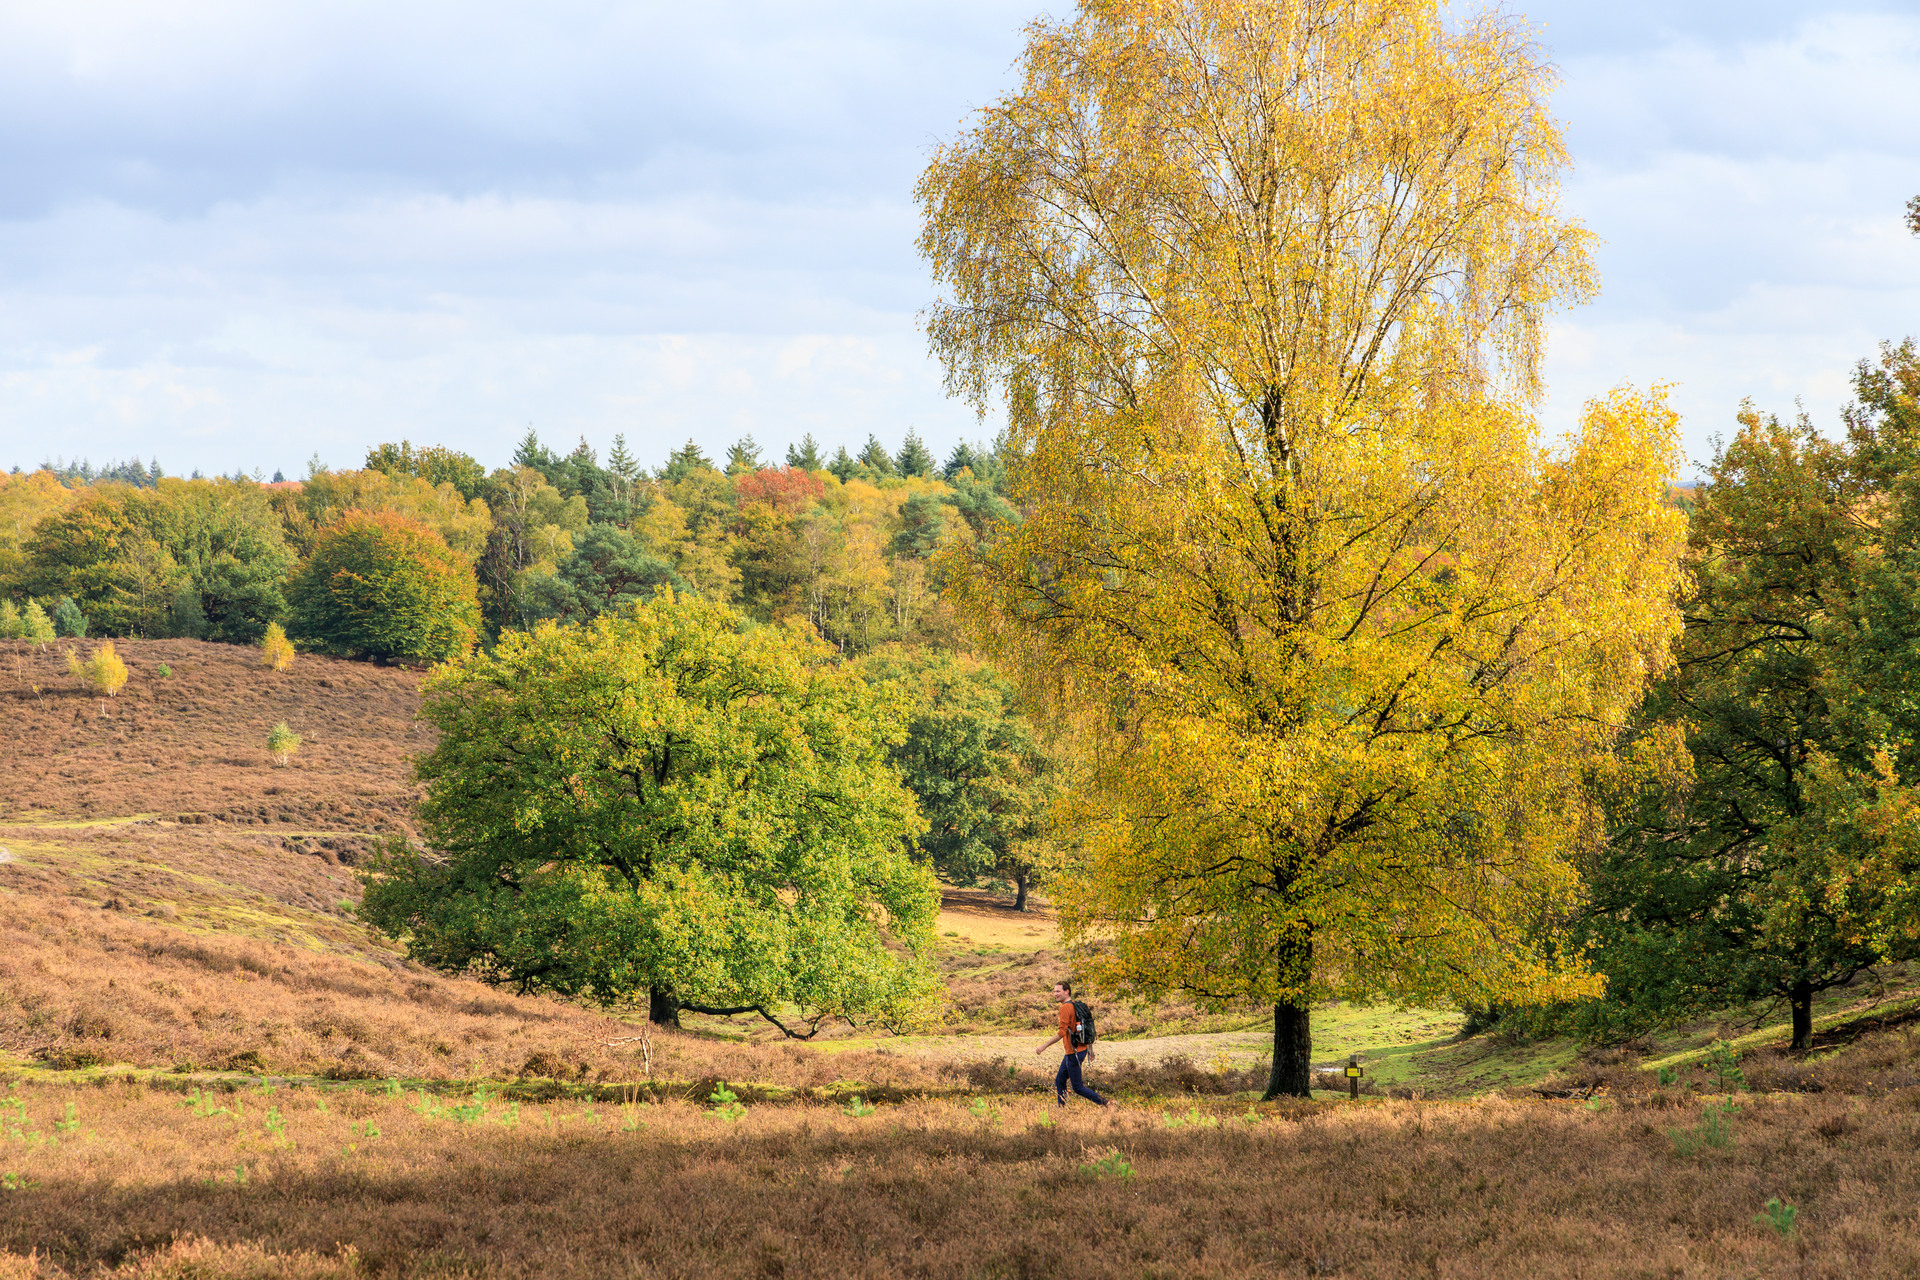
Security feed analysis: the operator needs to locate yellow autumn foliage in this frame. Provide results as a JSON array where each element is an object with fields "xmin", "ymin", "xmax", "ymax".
[
  {"xmin": 66, "ymin": 640, "xmax": 128, "ymax": 697},
  {"xmin": 920, "ymin": 0, "xmax": 1688, "ymax": 1093},
  {"xmin": 260, "ymin": 621, "xmax": 296, "ymax": 671}
]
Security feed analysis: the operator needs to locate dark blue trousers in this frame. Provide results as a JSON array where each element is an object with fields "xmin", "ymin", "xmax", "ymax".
[{"xmin": 1055, "ymin": 1050, "xmax": 1109, "ymax": 1105}]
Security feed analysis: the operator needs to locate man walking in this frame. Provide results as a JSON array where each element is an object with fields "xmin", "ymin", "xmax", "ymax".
[{"xmin": 1035, "ymin": 980, "xmax": 1109, "ymax": 1107}]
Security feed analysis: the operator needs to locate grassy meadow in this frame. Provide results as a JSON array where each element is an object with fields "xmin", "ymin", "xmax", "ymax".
[{"xmin": 10, "ymin": 638, "xmax": 1920, "ymax": 1275}]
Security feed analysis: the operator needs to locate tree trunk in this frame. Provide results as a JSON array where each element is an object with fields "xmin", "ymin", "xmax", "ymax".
[
  {"xmin": 1263, "ymin": 930, "xmax": 1313, "ymax": 1100},
  {"xmin": 648, "ymin": 986, "xmax": 680, "ymax": 1028},
  {"xmin": 1263, "ymin": 998, "xmax": 1312, "ymax": 1099},
  {"xmin": 1013, "ymin": 872, "xmax": 1029, "ymax": 912},
  {"xmin": 1790, "ymin": 978, "xmax": 1813, "ymax": 1052}
]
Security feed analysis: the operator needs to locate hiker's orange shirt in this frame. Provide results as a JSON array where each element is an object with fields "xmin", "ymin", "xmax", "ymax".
[{"xmin": 1058, "ymin": 1002, "xmax": 1081, "ymax": 1053}]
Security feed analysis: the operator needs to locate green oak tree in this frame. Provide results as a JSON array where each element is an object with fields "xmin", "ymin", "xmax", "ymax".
[
  {"xmin": 861, "ymin": 649, "xmax": 1063, "ymax": 910},
  {"xmin": 359, "ymin": 594, "xmax": 942, "ymax": 1032},
  {"xmin": 1586, "ymin": 345, "xmax": 1920, "ymax": 1050}
]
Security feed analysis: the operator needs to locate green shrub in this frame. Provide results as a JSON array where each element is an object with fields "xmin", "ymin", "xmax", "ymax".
[
  {"xmin": 286, "ymin": 512, "xmax": 479, "ymax": 664},
  {"xmin": 0, "ymin": 600, "xmax": 20, "ymax": 639}
]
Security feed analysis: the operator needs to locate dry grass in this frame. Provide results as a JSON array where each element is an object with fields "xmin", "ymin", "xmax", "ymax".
[
  {"xmin": 0, "ymin": 638, "xmax": 424, "ymax": 828},
  {"xmin": 3, "ymin": 1080, "xmax": 1919, "ymax": 1277}
]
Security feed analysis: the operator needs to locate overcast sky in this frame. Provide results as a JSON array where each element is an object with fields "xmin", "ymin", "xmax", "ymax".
[{"xmin": 1, "ymin": 1, "xmax": 1916, "ymax": 480}]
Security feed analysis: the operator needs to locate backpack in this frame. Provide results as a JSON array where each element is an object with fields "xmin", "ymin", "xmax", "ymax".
[{"xmin": 1070, "ymin": 999, "xmax": 1096, "ymax": 1050}]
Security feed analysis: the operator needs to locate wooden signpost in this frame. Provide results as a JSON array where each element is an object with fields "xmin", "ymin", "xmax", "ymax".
[{"xmin": 1344, "ymin": 1055, "xmax": 1363, "ymax": 1100}]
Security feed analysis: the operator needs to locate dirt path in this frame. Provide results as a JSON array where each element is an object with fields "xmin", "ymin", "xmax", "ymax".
[{"xmin": 824, "ymin": 1028, "xmax": 1273, "ymax": 1070}]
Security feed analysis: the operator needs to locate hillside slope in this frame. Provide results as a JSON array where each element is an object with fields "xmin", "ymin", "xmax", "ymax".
[{"xmin": 0, "ymin": 638, "xmax": 653, "ymax": 1082}]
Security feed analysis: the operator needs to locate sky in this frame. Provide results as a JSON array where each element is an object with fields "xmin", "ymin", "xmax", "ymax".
[{"xmin": 0, "ymin": 1, "xmax": 1915, "ymax": 480}]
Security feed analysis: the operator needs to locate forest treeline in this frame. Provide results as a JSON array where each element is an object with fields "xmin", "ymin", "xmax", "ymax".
[{"xmin": 0, "ymin": 427, "xmax": 1058, "ymax": 911}]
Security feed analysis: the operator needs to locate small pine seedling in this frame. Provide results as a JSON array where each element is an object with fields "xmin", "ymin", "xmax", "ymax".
[
  {"xmin": 844, "ymin": 1096, "xmax": 876, "ymax": 1118},
  {"xmin": 1706, "ymin": 1039, "xmax": 1746, "ymax": 1094},
  {"xmin": 1756, "ymin": 1196, "xmax": 1798, "ymax": 1238},
  {"xmin": 1078, "ymin": 1149, "xmax": 1135, "ymax": 1181},
  {"xmin": 708, "ymin": 1083, "xmax": 747, "ymax": 1121},
  {"xmin": 157, "ymin": 663, "xmax": 172, "ymax": 678},
  {"xmin": 267, "ymin": 721, "xmax": 301, "ymax": 766},
  {"xmin": 259, "ymin": 621, "xmax": 295, "ymax": 671}
]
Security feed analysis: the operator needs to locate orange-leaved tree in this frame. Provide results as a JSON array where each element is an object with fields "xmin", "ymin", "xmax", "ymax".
[
  {"xmin": 919, "ymin": 0, "xmax": 1688, "ymax": 1096},
  {"xmin": 287, "ymin": 511, "xmax": 480, "ymax": 664}
]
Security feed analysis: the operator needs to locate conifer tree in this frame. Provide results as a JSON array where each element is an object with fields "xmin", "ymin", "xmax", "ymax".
[
  {"xmin": 895, "ymin": 430, "xmax": 935, "ymax": 478},
  {"xmin": 786, "ymin": 434, "xmax": 825, "ymax": 471},
  {"xmin": 857, "ymin": 436, "xmax": 896, "ymax": 477},
  {"xmin": 725, "ymin": 436, "xmax": 764, "ymax": 476},
  {"xmin": 51, "ymin": 597, "xmax": 86, "ymax": 638}
]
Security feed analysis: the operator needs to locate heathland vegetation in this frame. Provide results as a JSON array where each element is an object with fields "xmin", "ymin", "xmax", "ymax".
[{"xmin": 6, "ymin": 0, "xmax": 1920, "ymax": 1273}]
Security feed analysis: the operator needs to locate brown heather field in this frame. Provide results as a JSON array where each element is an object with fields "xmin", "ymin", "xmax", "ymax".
[
  {"xmin": 4, "ymin": 1082, "xmax": 1920, "ymax": 1279},
  {"xmin": 9, "ymin": 637, "xmax": 1920, "ymax": 1275}
]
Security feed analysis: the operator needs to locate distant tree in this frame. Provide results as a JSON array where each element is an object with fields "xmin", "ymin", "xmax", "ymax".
[
  {"xmin": 862, "ymin": 650, "xmax": 1062, "ymax": 911},
  {"xmin": 733, "ymin": 466, "xmax": 825, "ymax": 514},
  {"xmin": 887, "ymin": 492, "xmax": 950, "ymax": 560},
  {"xmin": 524, "ymin": 524, "xmax": 686, "ymax": 625},
  {"xmin": 940, "ymin": 440, "xmax": 1003, "ymax": 487},
  {"xmin": 22, "ymin": 599, "xmax": 54, "ymax": 644},
  {"xmin": 23, "ymin": 479, "xmax": 291, "ymax": 641},
  {"xmin": 287, "ymin": 511, "xmax": 480, "ymax": 664},
  {"xmin": 605, "ymin": 434, "xmax": 643, "ymax": 519},
  {"xmin": 827, "ymin": 446, "xmax": 859, "ymax": 483},
  {"xmin": 364, "ymin": 441, "xmax": 489, "ymax": 502},
  {"xmin": 66, "ymin": 640, "xmax": 126, "ymax": 696},
  {"xmin": 51, "ymin": 596, "xmax": 86, "ymax": 638},
  {"xmin": 511, "ymin": 428, "xmax": 557, "ymax": 473},
  {"xmin": 725, "ymin": 436, "xmax": 764, "ymax": 476},
  {"xmin": 895, "ymin": 431, "xmax": 935, "ymax": 478},
  {"xmin": 0, "ymin": 600, "xmax": 18, "ymax": 638},
  {"xmin": 170, "ymin": 581, "xmax": 208, "ymax": 640},
  {"xmin": 259, "ymin": 621, "xmax": 295, "ymax": 671},
  {"xmin": 0, "ymin": 469, "xmax": 80, "ymax": 595},
  {"xmin": 946, "ymin": 473, "xmax": 1018, "ymax": 538},
  {"xmin": 660, "ymin": 440, "xmax": 715, "ymax": 485},
  {"xmin": 359, "ymin": 594, "xmax": 941, "ymax": 1033},
  {"xmin": 477, "ymin": 466, "xmax": 589, "ymax": 634},
  {"xmin": 271, "ymin": 470, "xmax": 286, "ymax": 484},
  {"xmin": 786, "ymin": 434, "xmax": 824, "ymax": 471},
  {"xmin": 607, "ymin": 434, "xmax": 641, "ymax": 486},
  {"xmin": 857, "ymin": 436, "xmax": 896, "ymax": 478},
  {"xmin": 267, "ymin": 721, "xmax": 301, "ymax": 767}
]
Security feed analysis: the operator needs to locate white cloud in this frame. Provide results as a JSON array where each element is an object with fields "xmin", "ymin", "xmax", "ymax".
[
  {"xmin": 0, "ymin": 2, "xmax": 1916, "ymax": 479},
  {"xmin": 1535, "ymin": 8, "xmax": 1920, "ymax": 469}
]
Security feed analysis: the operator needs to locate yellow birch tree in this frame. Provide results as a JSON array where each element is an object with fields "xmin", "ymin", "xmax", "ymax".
[{"xmin": 918, "ymin": 0, "xmax": 1688, "ymax": 1095}]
